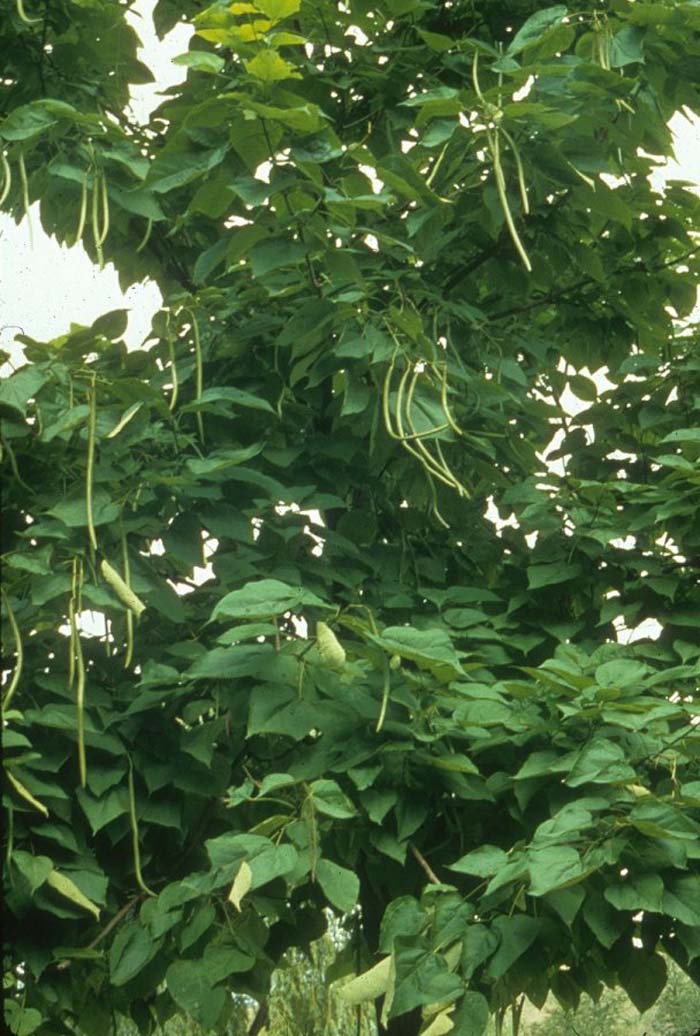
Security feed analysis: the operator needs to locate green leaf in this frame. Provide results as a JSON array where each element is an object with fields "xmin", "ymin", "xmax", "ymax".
[
  {"xmin": 527, "ymin": 561, "xmax": 582, "ymax": 590},
  {"xmin": 448, "ymin": 845, "xmax": 508, "ymax": 878},
  {"xmin": 609, "ymin": 25, "xmax": 645, "ymax": 68},
  {"xmin": 605, "ymin": 874, "xmax": 665, "ymax": 913},
  {"xmin": 566, "ymin": 740, "xmax": 636, "ymax": 788},
  {"xmin": 110, "ymin": 923, "xmax": 156, "ymax": 986},
  {"xmin": 173, "ymin": 51, "xmax": 225, "ymax": 73},
  {"xmin": 4, "ymin": 1001, "xmax": 44, "ymax": 1036},
  {"xmin": 46, "ymin": 871, "xmax": 100, "ymax": 920},
  {"xmin": 48, "ymin": 491, "xmax": 120, "ymax": 528},
  {"xmin": 390, "ymin": 942, "xmax": 464, "ymax": 1017},
  {"xmin": 594, "ymin": 659, "xmax": 649, "ymax": 689},
  {"xmin": 659, "ymin": 428, "xmax": 700, "ymax": 444},
  {"xmin": 368, "ymin": 627, "xmax": 464, "ymax": 681},
  {"xmin": 181, "ymin": 386, "xmax": 274, "ymax": 414},
  {"xmin": 211, "ymin": 579, "xmax": 330, "ymax": 620},
  {"xmin": 245, "ymin": 50, "xmax": 301, "ymax": 82},
  {"xmin": 255, "ymin": 0, "xmax": 301, "ymax": 17},
  {"xmin": 310, "ymin": 779, "xmax": 356, "ymax": 819},
  {"xmin": 527, "ymin": 846, "xmax": 585, "ymax": 896},
  {"xmin": 0, "ymin": 367, "xmax": 48, "ymax": 416},
  {"xmin": 166, "ymin": 961, "xmax": 227, "ymax": 1029},
  {"xmin": 507, "ymin": 6, "xmax": 568, "ymax": 56},
  {"xmin": 618, "ymin": 951, "xmax": 667, "ymax": 1012},
  {"xmin": 485, "ymin": 915, "xmax": 541, "ymax": 978},
  {"xmin": 316, "ymin": 859, "xmax": 360, "ymax": 913},
  {"xmin": 451, "ymin": 992, "xmax": 490, "ymax": 1036},
  {"xmin": 10, "ymin": 851, "xmax": 53, "ymax": 896}
]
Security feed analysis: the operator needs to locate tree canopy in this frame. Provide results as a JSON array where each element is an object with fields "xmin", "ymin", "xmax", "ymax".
[{"xmin": 2, "ymin": 1, "xmax": 700, "ymax": 1034}]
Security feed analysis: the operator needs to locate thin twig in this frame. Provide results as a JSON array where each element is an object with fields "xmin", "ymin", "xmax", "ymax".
[
  {"xmin": 55, "ymin": 894, "xmax": 143, "ymax": 969},
  {"xmin": 410, "ymin": 844, "xmax": 440, "ymax": 885}
]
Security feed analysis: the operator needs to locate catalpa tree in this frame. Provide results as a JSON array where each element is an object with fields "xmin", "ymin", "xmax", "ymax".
[{"xmin": 2, "ymin": 1, "xmax": 700, "ymax": 1035}]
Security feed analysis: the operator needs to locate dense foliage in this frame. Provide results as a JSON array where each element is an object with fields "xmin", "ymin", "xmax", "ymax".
[{"xmin": 2, "ymin": 1, "xmax": 700, "ymax": 1034}]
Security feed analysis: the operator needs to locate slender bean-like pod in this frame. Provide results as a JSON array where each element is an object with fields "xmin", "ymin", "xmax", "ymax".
[
  {"xmin": 472, "ymin": 50, "xmax": 486, "ymax": 103},
  {"xmin": 16, "ymin": 0, "xmax": 41, "ymax": 23},
  {"xmin": 85, "ymin": 373, "xmax": 98, "ymax": 553},
  {"xmin": 436, "ymin": 363, "xmax": 464, "ymax": 437},
  {"xmin": 166, "ymin": 315, "xmax": 179, "ymax": 412},
  {"xmin": 127, "ymin": 760, "xmax": 155, "ymax": 896},
  {"xmin": 376, "ymin": 656, "xmax": 391, "ymax": 733},
  {"xmin": 187, "ymin": 309, "xmax": 204, "ymax": 443},
  {"xmin": 381, "ymin": 348, "xmax": 403, "ymax": 440},
  {"xmin": 1, "ymin": 435, "xmax": 31, "ymax": 493},
  {"xmin": 74, "ymin": 610, "xmax": 87, "ymax": 788},
  {"xmin": 425, "ymin": 140, "xmax": 449, "ymax": 189},
  {"xmin": 426, "ymin": 470, "xmax": 450, "ymax": 529},
  {"xmin": 91, "ymin": 173, "xmax": 104, "ymax": 269},
  {"xmin": 5, "ymin": 803, "xmax": 12, "ymax": 866},
  {"xmin": 500, "ymin": 127, "xmax": 530, "ymax": 215},
  {"xmin": 67, "ymin": 558, "xmax": 79, "ymax": 690},
  {"xmin": 135, "ymin": 217, "xmax": 153, "ymax": 254},
  {"xmin": 6, "ymin": 770, "xmax": 49, "ymax": 816},
  {"xmin": 73, "ymin": 170, "xmax": 88, "ymax": 246},
  {"xmin": 472, "ymin": 51, "xmax": 531, "ymax": 271},
  {"xmin": 487, "ymin": 128, "xmax": 532, "ymax": 272},
  {"xmin": 303, "ymin": 785, "xmax": 319, "ymax": 880},
  {"xmin": 435, "ymin": 438, "xmax": 471, "ymax": 499},
  {"xmin": 402, "ymin": 367, "xmax": 449, "ymax": 441},
  {"xmin": 121, "ymin": 531, "xmax": 134, "ymax": 668},
  {"xmin": 1, "ymin": 588, "xmax": 23, "ymax": 712},
  {"xmin": 18, "ymin": 151, "xmax": 32, "ymax": 246},
  {"xmin": 0, "ymin": 152, "xmax": 11, "ymax": 207},
  {"xmin": 97, "ymin": 171, "xmax": 109, "ymax": 246},
  {"xmin": 400, "ymin": 370, "xmax": 461, "ymax": 491}
]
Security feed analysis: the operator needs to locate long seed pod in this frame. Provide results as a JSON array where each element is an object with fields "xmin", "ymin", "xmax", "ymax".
[
  {"xmin": 121, "ymin": 531, "xmax": 135, "ymax": 668},
  {"xmin": 187, "ymin": 309, "xmax": 204, "ymax": 443},
  {"xmin": 67, "ymin": 558, "xmax": 79, "ymax": 690},
  {"xmin": 127, "ymin": 759, "xmax": 155, "ymax": 896},
  {"xmin": 488, "ymin": 128, "xmax": 532, "ymax": 272},
  {"xmin": 398, "ymin": 369, "xmax": 460, "ymax": 491},
  {"xmin": 17, "ymin": 151, "xmax": 32, "ymax": 246},
  {"xmin": 166, "ymin": 315, "xmax": 179, "ymax": 412},
  {"xmin": 74, "ymin": 608, "xmax": 87, "ymax": 788},
  {"xmin": 73, "ymin": 170, "xmax": 88, "ymax": 246},
  {"xmin": 135, "ymin": 218, "xmax": 153, "ymax": 254},
  {"xmin": 381, "ymin": 348, "xmax": 403, "ymax": 441},
  {"xmin": 5, "ymin": 803, "xmax": 12, "ymax": 866},
  {"xmin": 1, "ymin": 588, "xmax": 23, "ymax": 712},
  {"xmin": 376, "ymin": 657, "xmax": 391, "ymax": 733},
  {"xmin": 85, "ymin": 373, "xmax": 98, "ymax": 553},
  {"xmin": 91, "ymin": 172, "xmax": 104, "ymax": 269},
  {"xmin": 401, "ymin": 367, "xmax": 449, "ymax": 441},
  {"xmin": 97, "ymin": 171, "xmax": 109, "ymax": 246},
  {"xmin": 302, "ymin": 786, "xmax": 318, "ymax": 881},
  {"xmin": 6, "ymin": 770, "xmax": 49, "ymax": 817},
  {"xmin": 426, "ymin": 470, "xmax": 450, "ymax": 529},
  {"xmin": 436, "ymin": 363, "xmax": 464, "ymax": 437},
  {"xmin": 435, "ymin": 438, "xmax": 470, "ymax": 499},
  {"xmin": 500, "ymin": 127, "xmax": 530, "ymax": 215},
  {"xmin": 16, "ymin": 0, "xmax": 41, "ymax": 23},
  {"xmin": 0, "ymin": 152, "xmax": 11, "ymax": 207}
]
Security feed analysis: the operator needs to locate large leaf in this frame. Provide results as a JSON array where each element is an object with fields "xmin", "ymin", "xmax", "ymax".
[{"xmin": 211, "ymin": 579, "xmax": 330, "ymax": 620}]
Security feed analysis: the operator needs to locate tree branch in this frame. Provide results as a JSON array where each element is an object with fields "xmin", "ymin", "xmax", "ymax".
[{"xmin": 410, "ymin": 844, "xmax": 440, "ymax": 885}]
